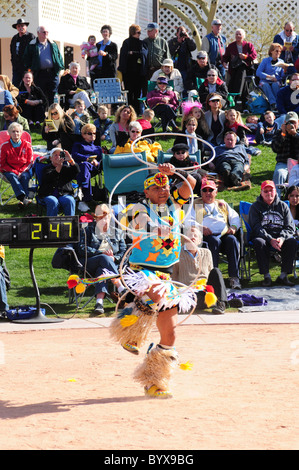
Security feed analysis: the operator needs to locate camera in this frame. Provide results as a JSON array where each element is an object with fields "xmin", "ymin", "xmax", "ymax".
[
  {"xmin": 180, "ymin": 31, "xmax": 188, "ymax": 38},
  {"xmin": 60, "ymin": 151, "xmax": 66, "ymax": 160}
]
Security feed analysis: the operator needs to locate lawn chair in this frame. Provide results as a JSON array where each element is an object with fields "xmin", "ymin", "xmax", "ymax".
[{"xmin": 93, "ymin": 78, "xmax": 128, "ymax": 106}]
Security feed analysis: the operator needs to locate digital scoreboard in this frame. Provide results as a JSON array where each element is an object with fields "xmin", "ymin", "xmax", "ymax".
[{"xmin": 0, "ymin": 216, "xmax": 80, "ymax": 248}]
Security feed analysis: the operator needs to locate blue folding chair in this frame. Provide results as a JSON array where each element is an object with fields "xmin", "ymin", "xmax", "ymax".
[
  {"xmin": 93, "ymin": 78, "xmax": 128, "ymax": 106},
  {"xmin": 239, "ymin": 200, "xmax": 254, "ymax": 280}
]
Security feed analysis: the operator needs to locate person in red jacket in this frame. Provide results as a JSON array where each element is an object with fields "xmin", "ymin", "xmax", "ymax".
[{"xmin": 0, "ymin": 122, "xmax": 33, "ymax": 207}]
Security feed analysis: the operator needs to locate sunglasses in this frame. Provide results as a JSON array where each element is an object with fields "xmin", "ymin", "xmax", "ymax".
[
  {"xmin": 202, "ymin": 188, "xmax": 215, "ymax": 192},
  {"xmin": 130, "ymin": 130, "xmax": 141, "ymax": 133},
  {"xmin": 209, "ymin": 99, "xmax": 220, "ymax": 103},
  {"xmin": 85, "ymin": 132, "xmax": 96, "ymax": 135},
  {"xmin": 207, "ymin": 74, "xmax": 216, "ymax": 77},
  {"xmin": 51, "ymin": 111, "xmax": 59, "ymax": 116},
  {"xmin": 136, "ymin": 31, "xmax": 141, "ymax": 35}
]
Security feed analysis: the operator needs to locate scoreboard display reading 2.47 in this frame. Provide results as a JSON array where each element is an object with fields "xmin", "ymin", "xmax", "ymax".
[{"xmin": 0, "ymin": 216, "xmax": 80, "ymax": 248}]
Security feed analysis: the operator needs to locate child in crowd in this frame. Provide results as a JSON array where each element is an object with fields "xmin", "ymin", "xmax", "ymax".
[
  {"xmin": 255, "ymin": 110, "xmax": 279, "ymax": 145},
  {"xmin": 181, "ymin": 101, "xmax": 209, "ymax": 140},
  {"xmin": 94, "ymin": 105, "xmax": 113, "ymax": 142},
  {"xmin": 169, "ymin": 142, "xmax": 202, "ymax": 195},
  {"xmin": 80, "ymin": 35, "xmax": 99, "ymax": 73},
  {"xmin": 245, "ymin": 115, "xmax": 259, "ymax": 145},
  {"xmin": 137, "ymin": 108, "xmax": 155, "ymax": 136},
  {"xmin": 70, "ymin": 99, "xmax": 90, "ymax": 137},
  {"xmin": 224, "ymin": 108, "xmax": 261, "ymax": 156}
]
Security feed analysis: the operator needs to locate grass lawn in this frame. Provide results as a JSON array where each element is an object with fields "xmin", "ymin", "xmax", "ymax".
[{"xmin": 0, "ymin": 124, "xmax": 294, "ymax": 319}]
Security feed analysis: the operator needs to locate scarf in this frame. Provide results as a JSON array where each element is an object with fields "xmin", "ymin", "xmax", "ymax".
[{"xmin": 97, "ymin": 40, "xmax": 111, "ymax": 67}]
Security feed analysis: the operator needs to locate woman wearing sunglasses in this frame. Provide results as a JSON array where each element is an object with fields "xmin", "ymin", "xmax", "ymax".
[
  {"xmin": 113, "ymin": 121, "xmax": 161, "ymax": 162},
  {"xmin": 72, "ymin": 123, "xmax": 103, "ymax": 212},
  {"xmin": 42, "ymin": 103, "xmax": 75, "ymax": 153},
  {"xmin": 204, "ymin": 92, "xmax": 226, "ymax": 146}
]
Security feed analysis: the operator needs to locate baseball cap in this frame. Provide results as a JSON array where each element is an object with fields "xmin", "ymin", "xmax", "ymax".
[
  {"xmin": 201, "ymin": 178, "xmax": 217, "ymax": 190},
  {"xmin": 285, "ymin": 111, "xmax": 298, "ymax": 124},
  {"xmin": 156, "ymin": 76, "xmax": 168, "ymax": 84},
  {"xmin": 261, "ymin": 180, "xmax": 275, "ymax": 191},
  {"xmin": 162, "ymin": 58, "xmax": 173, "ymax": 67},
  {"xmin": 197, "ymin": 51, "xmax": 208, "ymax": 59},
  {"xmin": 212, "ymin": 18, "xmax": 222, "ymax": 25},
  {"xmin": 147, "ymin": 22, "xmax": 159, "ymax": 30}
]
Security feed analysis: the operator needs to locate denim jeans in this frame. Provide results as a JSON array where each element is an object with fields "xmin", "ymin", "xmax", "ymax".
[
  {"xmin": 3, "ymin": 170, "xmax": 32, "ymax": 198},
  {"xmin": 273, "ymin": 162, "xmax": 288, "ymax": 197},
  {"xmin": 259, "ymin": 81, "xmax": 280, "ymax": 105},
  {"xmin": 42, "ymin": 194, "xmax": 76, "ymax": 216},
  {"xmin": 203, "ymin": 233, "xmax": 240, "ymax": 278}
]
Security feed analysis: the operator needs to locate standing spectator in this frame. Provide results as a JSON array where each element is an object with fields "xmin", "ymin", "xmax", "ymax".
[
  {"xmin": 118, "ymin": 24, "xmax": 148, "ymax": 115},
  {"xmin": 201, "ymin": 19, "xmax": 226, "ymax": 79},
  {"xmin": 168, "ymin": 26, "xmax": 196, "ymax": 92},
  {"xmin": 10, "ymin": 18, "xmax": 35, "ymax": 87},
  {"xmin": 23, "ymin": 26, "xmax": 64, "ymax": 106},
  {"xmin": 271, "ymin": 111, "xmax": 299, "ymax": 195},
  {"xmin": 248, "ymin": 180, "xmax": 297, "ymax": 287},
  {"xmin": 273, "ymin": 22, "xmax": 299, "ymax": 64},
  {"xmin": 222, "ymin": 28, "xmax": 257, "ymax": 106},
  {"xmin": 16, "ymin": 70, "xmax": 48, "ymax": 128},
  {"xmin": 90, "ymin": 25, "xmax": 118, "ymax": 85},
  {"xmin": 143, "ymin": 23, "xmax": 171, "ymax": 80}
]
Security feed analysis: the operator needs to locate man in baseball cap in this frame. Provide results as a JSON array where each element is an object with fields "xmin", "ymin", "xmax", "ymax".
[
  {"xmin": 201, "ymin": 17, "xmax": 226, "ymax": 79},
  {"xmin": 248, "ymin": 179, "xmax": 297, "ymax": 287}
]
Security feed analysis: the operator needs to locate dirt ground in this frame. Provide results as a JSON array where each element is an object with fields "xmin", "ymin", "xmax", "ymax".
[{"xmin": 0, "ymin": 323, "xmax": 299, "ymax": 450}]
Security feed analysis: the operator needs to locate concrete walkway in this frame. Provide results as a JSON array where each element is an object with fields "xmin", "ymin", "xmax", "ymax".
[{"xmin": 1, "ymin": 309, "xmax": 299, "ymax": 333}]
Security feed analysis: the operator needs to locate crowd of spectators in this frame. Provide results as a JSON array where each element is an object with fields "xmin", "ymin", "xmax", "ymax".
[{"xmin": 1, "ymin": 16, "xmax": 299, "ymax": 315}]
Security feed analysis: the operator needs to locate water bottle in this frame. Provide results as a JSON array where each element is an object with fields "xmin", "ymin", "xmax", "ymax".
[
  {"xmin": 53, "ymin": 93, "xmax": 59, "ymax": 104},
  {"xmin": 90, "ymin": 91, "xmax": 96, "ymax": 104}
]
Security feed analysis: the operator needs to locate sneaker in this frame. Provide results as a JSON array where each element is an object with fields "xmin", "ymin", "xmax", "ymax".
[
  {"xmin": 23, "ymin": 197, "xmax": 32, "ymax": 207},
  {"xmin": 251, "ymin": 148, "xmax": 261, "ymax": 156},
  {"xmin": 94, "ymin": 303, "xmax": 104, "ymax": 315},
  {"xmin": 229, "ymin": 298, "xmax": 244, "ymax": 308},
  {"xmin": 229, "ymin": 277, "xmax": 241, "ymax": 289},
  {"xmin": 144, "ymin": 385, "xmax": 173, "ymax": 399},
  {"xmin": 78, "ymin": 201, "xmax": 90, "ymax": 212},
  {"xmin": 212, "ymin": 301, "xmax": 226, "ymax": 314}
]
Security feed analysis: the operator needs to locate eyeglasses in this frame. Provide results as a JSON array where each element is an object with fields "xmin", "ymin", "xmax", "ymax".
[
  {"xmin": 85, "ymin": 132, "xmax": 96, "ymax": 135},
  {"xmin": 202, "ymin": 188, "xmax": 215, "ymax": 192}
]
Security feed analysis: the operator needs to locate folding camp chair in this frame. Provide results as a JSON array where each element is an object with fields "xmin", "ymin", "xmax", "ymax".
[{"xmin": 93, "ymin": 78, "xmax": 128, "ymax": 106}]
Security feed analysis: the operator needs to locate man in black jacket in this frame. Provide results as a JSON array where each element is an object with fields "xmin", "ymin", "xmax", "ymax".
[
  {"xmin": 10, "ymin": 18, "xmax": 35, "ymax": 87},
  {"xmin": 248, "ymin": 179, "xmax": 297, "ymax": 287}
]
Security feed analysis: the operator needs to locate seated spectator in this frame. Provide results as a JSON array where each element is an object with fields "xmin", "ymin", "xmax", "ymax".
[
  {"xmin": 0, "ymin": 104, "xmax": 30, "ymax": 132},
  {"xmin": 222, "ymin": 28, "xmax": 257, "ymax": 105},
  {"xmin": 172, "ymin": 224, "xmax": 243, "ymax": 314},
  {"xmin": 57, "ymin": 61, "xmax": 98, "ymax": 118},
  {"xmin": 255, "ymin": 110, "xmax": 279, "ymax": 145},
  {"xmin": 114, "ymin": 121, "xmax": 161, "ymax": 163},
  {"xmin": 42, "ymin": 103, "xmax": 75, "ymax": 153},
  {"xmin": 181, "ymin": 101, "xmax": 210, "ymax": 140},
  {"xmin": 213, "ymin": 130, "xmax": 250, "ymax": 188},
  {"xmin": 248, "ymin": 179, "xmax": 297, "ymax": 287},
  {"xmin": 0, "ymin": 122, "xmax": 33, "ymax": 208},
  {"xmin": 0, "ymin": 84, "xmax": 14, "ymax": 111},
  {"xmin": 245, "ymin": 115, "xmax": 259, "ymax": 144},
  {"xmin": 150, "ymin": 58, "xmax": 184, "ymax": 95},
  {"xmin": 272, "ymin": 111, "xmax": 299, "ymax": 195},
  {"xmin": 204, "ymin": 92, "xmax": 226, "ymax": 146},
  {"xmin": 194, "ymin": 177, "xmax": 241, "ymax": 289},
  {"xmin": 168, "ymin": 142, "xmax": 202, "ymax": 195},
  {"xmin": 224, "ymin": 108, "xmax": 248, "ymax": 146},
  {"xmin": 37, "ymin": 147, "xmax": 79, "ymax": 216},
  {"xmin": 71, "ymin": 123, "xmax": 102, "ymax": 212},
  {"xmin": 70, "ymin": 99, "xmax": 90, "ymax": 137},
  {"xmin": 109, "ymin": 104, "xmax": 137, "ymax": 152},
  {"xmin": 174, "ymin": 116, "xmax": 204, "ymax": 154},
  {"xmin": 276, "ymin": 72, "xmax": 299, "ymax": 117},
  {"xmin": 16, "ymin": 70, "xmax": 48, "ymax": 128},
  {"xmin": 256, "ymin": 43, "xmax": 285, "ymax": 111},
  {"xmin": 137, "ymin": 108, "xmax": 155, "ymax": 136},
  {"xmin": 94, "ymin": 105, "xmax": 112, "ymax": 142},
  {"xmin": 286, "ymin": 185, "xmax": 299, "ymax": 231},
  {"xmin": 146, "ymin": 76, "xmax": 179, "ymax": 132},
  {"xmin": 198, "ymin": 68, "xmax": 228, "ymax": 109},
  {"xmin": 185, "ymin": 50, "xmax": 217, "ymax": 95},
  {"xmin": 0, "ymin": 74, "xmax": 19, "ymax": 104},
  {"xmin": 288, "ymin": 158, "xmax": 299, "ymax": 187},
  {"xmin": 77, "ymin": 203, "xmax": 127, "ymax": 315},
  {"xmin": 273, "ymin": 22, "xmax": 299, "ymax": 64}
]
